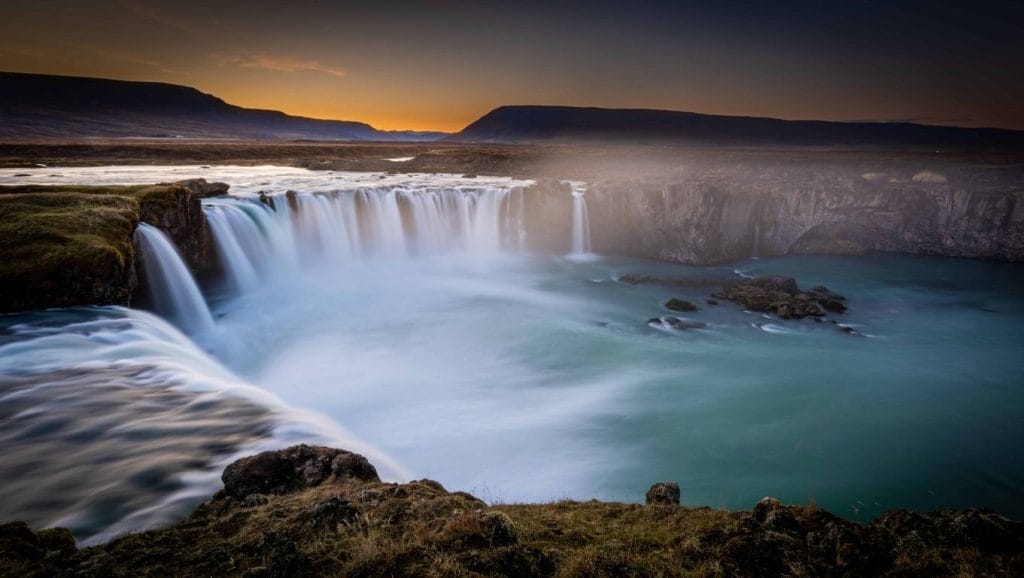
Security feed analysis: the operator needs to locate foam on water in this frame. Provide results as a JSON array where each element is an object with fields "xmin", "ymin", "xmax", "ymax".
[{"xmin": 2, "ymin": 165, "xmax": 1023, "ymax": 538}]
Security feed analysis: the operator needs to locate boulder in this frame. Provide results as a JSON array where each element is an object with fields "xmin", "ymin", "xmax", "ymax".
[
  {"xmin": 753, "ymin": 496, "xmax": 783, "ymax": 524},
  {"xmin": 665, "ymin": 297, "xmax": 698, "ymax": 312},
  {"xmin": 645, "ymin": 482, "xmax": 681, "ymax": 505},
  {"xmin": 712, "ymin": 275, "xmax": 847, "ymax": 319},
  {"xmin": 221, "ymin": 444, "xmax": 380, "ymax": 499}
]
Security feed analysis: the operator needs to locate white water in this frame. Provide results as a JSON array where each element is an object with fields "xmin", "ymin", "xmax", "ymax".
[
  {"xmin": 0, "ymin": 306, "xmax": 407, "ymax": 544},
  {"xmin": 569, "ymin": 183, "xmax": 595, "ymax": 260},
  {"xmin": 202, "ymin": 184, "xmax": 526, "ymax": 295},
  {"xmin": 134, "ymin": 224, "xmax": 215, "ymax": 334},
  {"xmin": 204, "ymin": 204, "xmax": 262, "ymax": 294},
  {"xmin": 4, "ymin": 166, "xmax": 1024, "ymax": 540}
]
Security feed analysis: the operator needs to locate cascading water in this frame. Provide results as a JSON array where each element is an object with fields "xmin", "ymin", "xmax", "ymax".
[
  {"xmin": 570, "ymin": 185, "xmax": 593, "ymax": 257},
  {"xmin": 134, "ymin": 223, "xmax": 215, "ymax": 333},
  {"xmin": 203, "ymin": 185, "xmax": 526, "ymax": 296},
  {"xmin": 4, "ymin": 167, "xmax": 1024, "ymax": 541}
]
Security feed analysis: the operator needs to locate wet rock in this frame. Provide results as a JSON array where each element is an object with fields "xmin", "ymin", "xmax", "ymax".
[
  {"xmin": 258, "ymin": 191, "xmax": 276, "ymax": 210},
  {"xmin": 665, "ymin": 297, "xmax": 697, "ymax": 312},
  {"xmin": 712, "ymin": 275, "xmax": 849, "ymax": 319},
  {"xmin": 221, "ymin": 444, "xmax": 380, "ymax": 499},
  {"xmin": 138, "ymin": 183, "xmax": 208, "ymax": 274},
  {"xmin": 645, "ymin": 482, "xmax": 680, "ymax": 505},
  {"xmin": 618, "ymin": 273, "xmax": 727, "ymax": 288},
  {"xmin": 706, "ymin": 298, "xmax": 719, "ymax": 305}
]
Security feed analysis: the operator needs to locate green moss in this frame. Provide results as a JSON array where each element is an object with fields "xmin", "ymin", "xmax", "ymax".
[{"xmin": 0, "ymin": 184, "xmax": 185, "ymax": 313}]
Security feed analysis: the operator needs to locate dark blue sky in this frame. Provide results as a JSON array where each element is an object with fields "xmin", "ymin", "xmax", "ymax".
[{"xmin": 1, "ymin": 0, "xmax": 1021, "ymax": 130}]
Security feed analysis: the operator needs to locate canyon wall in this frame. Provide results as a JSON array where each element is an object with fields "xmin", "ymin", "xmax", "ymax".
[{"xmin": 524, "ymin": 158, "xmax": 1024, "ymax": 264}]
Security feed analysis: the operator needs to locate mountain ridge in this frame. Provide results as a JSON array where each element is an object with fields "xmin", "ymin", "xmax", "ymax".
[
  {"xmin": 450, "ymin": 104, "xmax": 1024, "ymax": 147},
  {"xmin": 0, "ymin": 72, "xmax": 446, "ymax": 141}
]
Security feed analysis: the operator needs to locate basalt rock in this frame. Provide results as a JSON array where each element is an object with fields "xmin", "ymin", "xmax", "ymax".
[
  {"xmin": 522, "ymin": 179, "xmax": 572, "ymax": 253},
  {"xmin": 665, "ymin": 297, "xmax": 698, "ymax": 312},
  {"xmin": 581, "ymin": 161, "xmax": 1024, "ymax": 265},
  {"xmin": 221, "ymin": 444, "xmax": 380, "ymax": 499},
  {"xmin": 138, "ymin": 183, "xmax": 208, "ymax": 274},
  {"xmin": 645, "ymin": 482, "xmax": 681, "ymax": 505},
  {"xmin": 712, "ymin": 275, "xmax": 848, "ymax": 319}
]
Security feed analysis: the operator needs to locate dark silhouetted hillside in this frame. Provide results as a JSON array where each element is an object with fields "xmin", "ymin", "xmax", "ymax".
[
  {"xmin": 451, "ymin": 105, "xmax": 1024, "ymax": 147},
  {"xmin": 0, "ymin": 72, "xmax": 446, "ymax": 141}
]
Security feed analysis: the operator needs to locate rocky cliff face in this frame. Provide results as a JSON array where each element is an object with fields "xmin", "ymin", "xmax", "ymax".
[
  {"xmin": 570, "ymin": 161, "xmax": 1024, "ymax": 264},
  {"xmin": 0, "ymin": 181, "xmax": 219, "ymax": 314},
  {"xmin": 521, "ymin": 179, "xmax": 573, "ymax": 253},
  {"xmin": 139, "ymin": 179, "xmax": 225, "ymax": 274}
]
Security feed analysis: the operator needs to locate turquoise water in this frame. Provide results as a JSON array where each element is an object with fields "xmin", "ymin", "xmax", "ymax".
[
  {"xmin": 3, "ymin": 165, "xmax": 1021, "ymax": 542},
  {"xmin": 196, "ymin": 251, "xmax": 1024, "ymax": 520},
  {"xmin": 2, "ymin": 249, "xmax": 1023, "ymax": 543}
]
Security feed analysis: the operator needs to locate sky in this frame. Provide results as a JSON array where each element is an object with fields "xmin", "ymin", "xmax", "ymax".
[{"xmin": 1, "ymin": 0, "xmax": 1022, "ymax": 132}]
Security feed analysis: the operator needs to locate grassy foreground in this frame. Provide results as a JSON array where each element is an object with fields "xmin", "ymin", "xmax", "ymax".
[{"xmin": 2, "ymin": 445, "xmax": 1021, "ymax": 577}]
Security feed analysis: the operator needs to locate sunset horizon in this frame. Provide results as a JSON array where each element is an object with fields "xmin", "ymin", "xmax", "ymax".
[{"xmin": 3, "ymin": 1, "xmax": 1022, "ymax": 132}]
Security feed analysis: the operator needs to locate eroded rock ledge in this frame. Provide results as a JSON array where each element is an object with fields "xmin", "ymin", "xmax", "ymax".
[
  {"xmin": 3, "ymin": 445, "xmax": 1022, "ymax": 577},
  {"xmin": 0, "ymin": 179, "xmax": 219, "ymax": 313}
]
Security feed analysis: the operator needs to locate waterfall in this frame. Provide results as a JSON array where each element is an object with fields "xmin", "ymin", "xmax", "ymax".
[
  {"xmin": 205, "ymin": 204, "xmax": 261, "ymax": 293},
  {"xmin": 134, "ymin": 223, "xmax": 215, "ymax": 334},
  {"xmin": 203, "ymin": 185, "xmax": 525, "ymax": 296},
  {"xmin": 570, "ymin": 186, "xmax": 592, "ymax": 256}
]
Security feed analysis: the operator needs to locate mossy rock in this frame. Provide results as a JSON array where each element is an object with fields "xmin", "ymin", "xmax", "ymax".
[{"xmin": 0, "ymin": 183, "xmax": 200, "ymax": 313}]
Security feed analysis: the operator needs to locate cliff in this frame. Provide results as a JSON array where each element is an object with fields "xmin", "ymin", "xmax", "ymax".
[
  {"xmin": 523, "ymin": 156, "xmax": 1024, "ymax": 264},
  {"xmin": 0, "ymin": 181, "xmax": 216, "ymax": 313},
  {"xmin": 2, "ymin": 445, "xmax": 1021, "ymax": 577}
]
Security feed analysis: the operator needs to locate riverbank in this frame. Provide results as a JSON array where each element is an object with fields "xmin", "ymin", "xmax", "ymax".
[{"xmin": 3, "ymin": 445, "xmax": 1021, "ymax": 577}]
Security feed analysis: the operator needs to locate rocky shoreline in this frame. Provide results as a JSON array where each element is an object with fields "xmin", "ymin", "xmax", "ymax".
[{"xmin": 2, "ymin": 445, "xmax": 1022, "ymax": 577}]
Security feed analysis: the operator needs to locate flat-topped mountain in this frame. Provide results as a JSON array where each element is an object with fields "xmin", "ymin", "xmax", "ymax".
[
  {"xmin": 451, "ymin": 105, "xmax": 1024, "ymax": 147},
  {"xmin": 0, "ymin": 72, "xmax": 446, "ymax": 141}
]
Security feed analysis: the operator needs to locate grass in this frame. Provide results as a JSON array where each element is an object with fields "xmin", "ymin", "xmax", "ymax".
[
  {"xmin": 0, "ymin": 184, "xmax": 187, "ymax": 312},
  {"xmin": 5, "ymin": 473, "xmax": 1021, "ymax": 577}
]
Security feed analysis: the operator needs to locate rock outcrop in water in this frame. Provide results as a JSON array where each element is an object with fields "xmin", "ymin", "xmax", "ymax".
[
  {"xmin": 2, "ymin": 445, "xmax": 1023, "ymax": 577},
  {"xmin": 712, "ymin": 275, "xmax": 847, "ymax": 319}
]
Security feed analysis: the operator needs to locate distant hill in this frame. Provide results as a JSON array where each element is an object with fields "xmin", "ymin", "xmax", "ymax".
[
  {"xmin": 451, "ymin": 105, "xmax": 1024, "ymax": 147},
  {"xmin": 0, "ymin": 72, "xmax": 446, "ymax": 141}
]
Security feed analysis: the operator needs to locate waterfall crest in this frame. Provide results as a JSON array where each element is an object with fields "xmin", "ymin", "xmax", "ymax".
[
  {"xmin": 204, "ymin": 185, "xmax": 526, "ymax": 295},
  {"xmin": 134, "ymin": 223, "xmax": 214, "ymax": 333}
]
